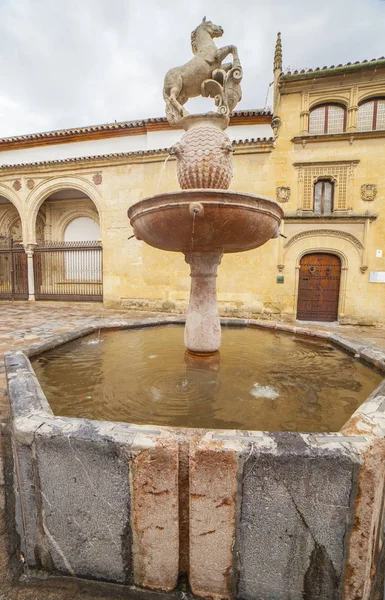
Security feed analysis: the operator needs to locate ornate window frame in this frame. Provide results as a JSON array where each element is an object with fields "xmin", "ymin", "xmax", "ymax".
[
  {"xmin": 308, "ymin": 104, "xmax": 347, "ymax": 135},
  {"xmin": 294, "ymin": 161, "xmax": 359, "ymax": 212},
  {"xmin": 357, "ymin": 97, "xmax": 385, "ymax": 132}
]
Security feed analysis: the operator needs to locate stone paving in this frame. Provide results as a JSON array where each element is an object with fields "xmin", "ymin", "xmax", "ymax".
[{"xmin": 0, "ymin": 300, "xmax": 384, "ymax": 599}]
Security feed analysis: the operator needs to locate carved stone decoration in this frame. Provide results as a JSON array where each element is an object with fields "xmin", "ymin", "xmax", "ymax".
[
  {"xmin": 201, "ymin": 64, "xmax": 243, "ymax": 116},
  {"xmin": 361, "ymin": 184, "xmax": 377, "ymax": 202},
  {"xmin": 271, "ymin": 116, "xmax": 282, "ymax": 139},
  {"xmin": 93, "ymin": 173, "xmax": 102, "ymax": 185},
  {"xmin": 276, "ymin": 186, "xmax": 291, "ymax": 203},
  {"xmin": 284, "ymin": 229, "xmax": 364, "ymax": 253},
  {"xmin": 26, "ymin": 179, "xmax": 35, "ymax": 190},
  {"xmin": 13, "ymin": 180, "xmax": 21, "ymax": 191},
  {"xmin": 173, "ymin": 117, "xmax": 233, "ymax": 189},
  {"xmin": 10, "ymin": 219, "xmax": 22, "ymax": 242},
  {"xmin": 163, "ymin": 17, "xmax": 242, "ymax": 126}
]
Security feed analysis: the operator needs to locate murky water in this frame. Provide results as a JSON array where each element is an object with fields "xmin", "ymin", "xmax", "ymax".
[{"xmin": 32, "ymin": 326, "xmax": 382, "ymax": 432}]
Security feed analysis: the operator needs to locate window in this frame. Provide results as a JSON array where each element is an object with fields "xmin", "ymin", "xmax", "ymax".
[
  {"xmin": 309, "ymin": 105, "xmax": 346, "ymax": 134},
  {"xmin": 313, "ymin": 180, "xmax": 334, "ymax": 214},
  {"xmin": 357, "ymin": 99, "xmax": 385, "ymax": 132}
]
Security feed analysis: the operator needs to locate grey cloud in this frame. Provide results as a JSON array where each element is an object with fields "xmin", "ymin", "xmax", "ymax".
[{"xmin": 0, "ymin": 0, "xmax": 384, "ymax": 137}]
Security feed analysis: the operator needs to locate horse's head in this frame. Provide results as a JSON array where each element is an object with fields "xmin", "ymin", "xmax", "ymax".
[
  {"xmin": 201, "ymin": 16, "xmax": 224, "ymax": 39},
  {"xmin": 191, "ymin": 17, "xmax": 224, "ymax": 53}
]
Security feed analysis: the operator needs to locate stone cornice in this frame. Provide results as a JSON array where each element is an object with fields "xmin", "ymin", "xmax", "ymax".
[
  {"xmin": 0, "ymin": 110, "xmax": 272, "ymax": 152},
  {"xmin": 292, "ymin": 130, "xmax": 385, "ymax": 145},
  {"xmin": 283, "ymin": 212, "xmax": 377, "ymax": 222},
  {"xmin": 293, "ymin": 159, "xmax": 360, "ymax": 168},
  {"xmin": 0, "ymin": 138, "xmax": 275, "ymax": 174}
]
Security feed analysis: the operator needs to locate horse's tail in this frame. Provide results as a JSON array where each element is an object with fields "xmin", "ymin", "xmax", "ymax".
[{"xmin": 164, "ymin": 94, "xmax": 181, "ymax": 126}]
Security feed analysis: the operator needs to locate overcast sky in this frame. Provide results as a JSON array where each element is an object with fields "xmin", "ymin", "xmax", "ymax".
[{"xmin": 0, "ymin": 0, "xmax": 384, "ymax": 138}]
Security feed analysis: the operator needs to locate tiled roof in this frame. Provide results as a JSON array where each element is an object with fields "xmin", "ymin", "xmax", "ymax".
[
  {"xmin": 281, "ymin": 57, "xmax": 385, "ymax": 80},
  {"xmin": 0, "ymin": 137, "xmax": 274, "ymax": 170},
  {"xmin": 0, "ymin": 110, "xmax": 271, "ymax": 146}
]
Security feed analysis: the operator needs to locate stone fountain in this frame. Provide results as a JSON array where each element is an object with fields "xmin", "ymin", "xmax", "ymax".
[{"xmin": 128, "ymin": 17, "xmax": 283, "ymax": 353}]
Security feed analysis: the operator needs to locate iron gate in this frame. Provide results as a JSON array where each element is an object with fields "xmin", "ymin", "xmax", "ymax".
[
  {"xmin": 33, "ymin": 241, "xmax": 103, "ymax": 302},
  {"xmin": 0, "ymin": 236, "xmax": 28, "ymax": 300}
]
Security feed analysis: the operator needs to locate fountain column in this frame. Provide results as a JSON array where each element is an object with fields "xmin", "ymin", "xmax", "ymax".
[{"xmin": 184, "ymin": 251, "xmax": 223, "ymax": 354}]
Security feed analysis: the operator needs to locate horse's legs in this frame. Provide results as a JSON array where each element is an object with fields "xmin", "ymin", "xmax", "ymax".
[
  {"xmin": 215, "ymin": 45, "xmax": 241, "ymax": 68},
  {"xmin": 169, "ymin": 86, "xmax": 188, "ymax": 117}
]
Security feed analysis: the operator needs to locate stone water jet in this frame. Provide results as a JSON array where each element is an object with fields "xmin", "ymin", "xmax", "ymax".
[{"xmin": 128, "ymin": 17, "xmax": 283, "ymax": 353}]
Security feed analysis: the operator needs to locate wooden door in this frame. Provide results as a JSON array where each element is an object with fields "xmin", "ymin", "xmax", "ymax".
[{"xmin": 297, "ymin": 253, "xmax": 341, "ymax": 322}]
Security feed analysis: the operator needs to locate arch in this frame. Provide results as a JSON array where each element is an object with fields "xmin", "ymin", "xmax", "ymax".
[
  {"xmin": 0, "ymin": 189, "xmax": 25, "ymax": 243},
  {"xmin": 309, "ymin": 99, "xmax": 348, "ymax": 111},
  {"xmin": 284, "ymin": 229, "xmax": 363, "ymax": 256},
  {"xmin": 295, "ymin": 247, "xmax": 348, "ymax": 269},
  {"xmin": 313, "ymin": 174, "xmax": 338, "ymax": 186},
  {"xmin": 56, "ymin": 208, "xmax": 99, "ymax": 242},
  {"xmin": 26, "ymin": 175, "xmax": 102, "ymax": 244},
  {"xmin": 64, "ymin": 217, "xmax": 100, "ymax": 243},
  {"xmin": 357, "ymin": 92, "xmax": 385, "ymax": 106}
]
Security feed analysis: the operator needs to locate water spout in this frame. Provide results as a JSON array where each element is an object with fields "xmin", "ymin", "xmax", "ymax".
[{"xmin": 155, "ymin": 153, "xmax": 171, "ymax": 194}]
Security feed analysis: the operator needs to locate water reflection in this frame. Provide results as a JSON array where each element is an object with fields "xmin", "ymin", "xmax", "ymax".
[{"xmin": 32, "ymin": 326, "xmax": 382, "ymax": 432}]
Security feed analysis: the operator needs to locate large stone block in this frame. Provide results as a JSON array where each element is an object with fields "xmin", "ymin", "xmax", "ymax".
[
  {"xmin": 237, "ymin": 434, "xmax": 361, "ymax": 600},
  {"xmin": 35, "ymin": 422, "xmax": 131, "ymax": 583}
]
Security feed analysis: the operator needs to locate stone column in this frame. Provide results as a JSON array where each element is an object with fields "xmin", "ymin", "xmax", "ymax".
[
  {"xmin": 24, "ymin": 244, "xmax": 37, "ymax": 301},
  {"xmin": 184, "ymin": 251, "xmax": 223, "ymax": 354}
]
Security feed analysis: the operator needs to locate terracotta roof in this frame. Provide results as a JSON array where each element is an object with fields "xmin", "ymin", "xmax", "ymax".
[
  {"xmin": 281, "ymin": 57, "xmax": 385, "ymax": 81},
  {"xmin": 0, "ymin": 110, "xmax": 271, "ymax": 146},
  {"xmin": 0, "ymin": 137, "xmax": 274, "ymax": 170}
]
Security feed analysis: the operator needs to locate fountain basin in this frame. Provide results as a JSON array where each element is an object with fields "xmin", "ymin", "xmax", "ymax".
[
  {"xmin": 5, "ymin": 318, "xmax": 385, "ymax": 600},
  {"xmin": 127, "ymin": 190, "xmax": 283, "ymax": 253},
  {"xmin": 128, "ymin": 190, "xmax": 283, "ymax": 354}
]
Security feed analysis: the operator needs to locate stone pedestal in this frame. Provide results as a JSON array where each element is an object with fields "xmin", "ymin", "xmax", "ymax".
[{"xmin": 184, "ymin": 251, "xmax": 223, "ymax": 354}]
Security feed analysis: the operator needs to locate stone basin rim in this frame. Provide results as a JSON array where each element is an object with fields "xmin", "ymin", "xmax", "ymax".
[
  {"xmin": 6, "ymin": 316, "xmax": 385, "ymax": 441},
  {"xmin": 127, "ymin": 189, "xmax": 284, "ymax": 221}
]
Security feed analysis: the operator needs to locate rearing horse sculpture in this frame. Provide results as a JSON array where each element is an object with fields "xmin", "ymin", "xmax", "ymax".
[{"xmin": 163, "ymin": 17, "xmax": 241, "ymax": 125}]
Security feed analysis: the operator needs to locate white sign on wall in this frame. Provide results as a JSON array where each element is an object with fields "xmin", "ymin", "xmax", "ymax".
[
  {"xmin": 376, "ymin": 249, "xmax": 383, "ymax": 258},
  {"xmin": 370, "ymin": 271, "xmax": 385, "ymax": 283}
]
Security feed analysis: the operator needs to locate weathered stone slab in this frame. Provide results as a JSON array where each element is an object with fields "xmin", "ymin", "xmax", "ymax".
[
  {"xmin": 35, "ymin": 421, "xmax": 131, "ymax": 583},
  {"xmin": 237, "ymin": 434, "xmax": 362, "ymax": 600},
  {"xmin": 189, "ymin": 440, "xmax": 239, "ymax": 599},
  {"xmin": 131, "ymin": 442, "xmax": 179, "ymax": 591}
]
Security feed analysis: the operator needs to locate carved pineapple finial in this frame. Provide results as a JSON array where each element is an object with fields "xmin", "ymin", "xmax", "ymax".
[{"xmin": 274, "ymin": 32, "xmax": 282, "ymax": 72}]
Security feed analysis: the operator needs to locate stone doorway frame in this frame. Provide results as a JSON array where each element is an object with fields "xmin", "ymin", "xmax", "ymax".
[{"xmin": 294, "ymin": 248, "xmax": 348, "ymax": 321}]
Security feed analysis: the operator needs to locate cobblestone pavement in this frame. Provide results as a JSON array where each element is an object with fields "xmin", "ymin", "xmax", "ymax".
[{"xmin": 0, "ymin": 301, "xmax": 384, "ymax": 599}]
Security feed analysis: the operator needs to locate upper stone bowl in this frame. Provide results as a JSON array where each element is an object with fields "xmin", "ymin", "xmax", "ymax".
[{"xmin": 127, "ymin": 189, "xmax": 284, "ymax": 253}]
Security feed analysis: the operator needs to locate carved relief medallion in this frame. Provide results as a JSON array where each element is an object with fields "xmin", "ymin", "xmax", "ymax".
[
  {"xmin": 93, "ymin": 173, "xmax": 102, "ymax": 185},
  {"xmin": 276, "ymin": 186, "xmax": 291, "ymax": 203},
  {"xmin": 26, "ymin": 179, "xmax": 35, "ymax": 190},
  {"xmin": 13, "ymin": 180, "xmax": 21, "ymax": 191},
  {"xmin": 361, "ymin": 184, "xmax": 377, "ymax": 202}
]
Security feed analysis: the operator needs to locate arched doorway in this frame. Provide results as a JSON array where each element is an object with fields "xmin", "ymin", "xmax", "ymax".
[
  {"xmin": 33, "ymin": 189, "xmax": 102, "ymax": 302},
  {"xmin": 297, "ymin": 253, "xmax": 341, "ymax": 322},
  {"xmin": 0, "ymin": 196, "xmax": 28, "ymax": 300}
]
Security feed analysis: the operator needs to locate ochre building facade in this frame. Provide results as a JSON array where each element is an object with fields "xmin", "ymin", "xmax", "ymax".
[{"xmin": 0, "ymin": 36, "xmax": 384, "ymax": 323}]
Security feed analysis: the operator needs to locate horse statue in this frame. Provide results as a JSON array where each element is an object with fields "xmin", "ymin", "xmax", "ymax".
[{"xmin": 163, "ymin": 17, "xmax": 242, "ymax": 126}]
